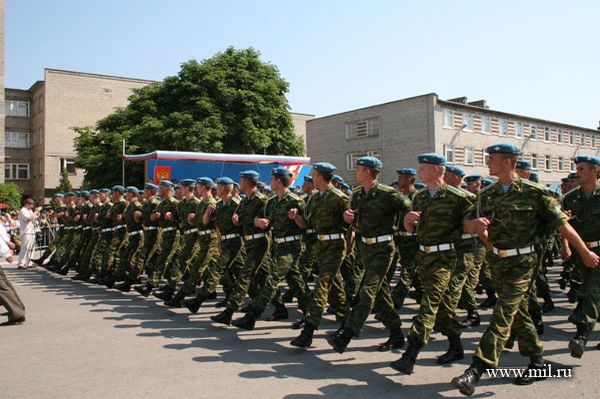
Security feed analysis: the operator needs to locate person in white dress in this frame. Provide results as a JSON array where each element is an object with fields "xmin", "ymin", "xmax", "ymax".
[{"xmin": 17, "ymin": 199, "xmax": 41, "ymax": 269}]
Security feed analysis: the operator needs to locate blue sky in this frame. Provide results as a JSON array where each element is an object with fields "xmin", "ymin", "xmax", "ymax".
[{"xmin": 5, "ymin": 1, "xmax": 600, "ymax": 128}]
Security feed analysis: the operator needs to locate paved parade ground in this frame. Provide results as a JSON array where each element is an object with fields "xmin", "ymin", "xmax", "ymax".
[{"xmin": 1, "ymin": 262, "xmax": 597, "ymax": 399}]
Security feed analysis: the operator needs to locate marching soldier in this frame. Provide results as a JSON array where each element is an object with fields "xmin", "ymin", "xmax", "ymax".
[
  {"xmin": 112, "ymin": 187, "xmax": 144, "ymax": 287},
  {"xmin": 87, "ymin": 188, "xmax": 114, "ymax": 283},
  {"xmin": 100, "ymin": 185, "xmax": 128, "ymax": 287},
  {"xmin": 32, "ymin": 193, "xmax": 66, "ymax": 267},
  {"xmin": 73, "ymin": 189, "xmax": 101, "ymax": 281}
]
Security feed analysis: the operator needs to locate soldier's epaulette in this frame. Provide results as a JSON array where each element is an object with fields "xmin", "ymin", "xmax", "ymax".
[
  {"xmin": 522, "ymin": 179, "xmax": 547, "ymax": 191},
  {"xmin": 446, "ymin": 185, "xmax": 469, "ymax": 198},
  {"xmin": 231, "ymin": 196, "xmax": 241, "ymax": 205},
  {"xmin": 352, "ymin": 186, "xmax": 362, "ymax": 195},
  {"xmin": 414, "ymin": 187, "xmax": 428, "ymax": 198},
  {"xmin": 332, "ymin": 187, "xmax": 349, "ymax": 199},
  {"xmin": 562, "ymin": 186, "xmax": 580, "ymax": 200},
  {"xmin": 478, "ymin": 183, "xmax": 496, "ymax": 196},
  {"xmin": 256, "ymin": 191, "xmax": 268, "ymax": 200},
  {"xmin": 288, "ymin": 191, "xmax": 301, "ymax": 201}
]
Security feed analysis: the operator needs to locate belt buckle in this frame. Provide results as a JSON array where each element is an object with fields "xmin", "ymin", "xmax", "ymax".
[
  {"xmin": 366, "ymin": 237, "xmax": 375, "ymax": 245},
  {"xmin": 423, "ymin": 246, "xmax": 431, "ymax": 254},
  {"xmin": 498, "ymin": 249, "xmax": 508, "ymax": 258},
  {"xmin": 586, "ymin": 242, "xmax": 593, "ymax": 249}
]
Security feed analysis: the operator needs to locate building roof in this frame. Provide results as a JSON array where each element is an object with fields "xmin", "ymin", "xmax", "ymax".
[{"xmin": 44, "ymin": 68, "xmax": 157, "ymax": 85}]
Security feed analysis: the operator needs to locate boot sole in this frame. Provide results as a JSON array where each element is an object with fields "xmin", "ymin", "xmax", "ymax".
[
  {"xmin": 389, "ymin": 361, "xmax": 413, "ymax": 375},
  {"xmin": 325, "ymin": 337, "xmax": 346, "ymax": 354},
  {"xmin": 437, "ymin": 353, "xmax": 464, "ymax": 365},
  {"xmin": 569, "ymin": 341, "xmax": 584, "ymax": 358},
  {"xmin": 451, "ymin": 378, "xmax": 474, "ymax": 396}
]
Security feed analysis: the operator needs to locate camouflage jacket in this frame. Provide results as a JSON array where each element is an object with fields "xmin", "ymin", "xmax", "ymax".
[
  {"xmin": 196, "ymin": 196, "xmax": 218, "ymax": 231},
  {"xmin": 214, "ymin": 196, "xmax": 242, "ymax": 236},
  {"xmin": 307, "ymin": 186, "xmax": 348, "ymax": 235},
  {"xmin": 142, "ymin": 197, "xmax": 161, "ymax": 228},
  {"xmin": 562, "ymin": 183, "xmax": 600, "ymax": 242},
  {"xmin": 109, "ymin": 198, "xmax": 128, "ymax": 227},
  {"xmin": 235, "ymin": 189, "xmax": 268, "ymax": 236},
  {"xmin": 123, "ymin": 200, "xmax": 143, "ymax": 232},
  {"xmin": 156, "ymin": 196, "xmax": 179, "ymax": 228},
  {"xmin": 264, "ymin": 190, "xmax": 305, "ymax": 238},
  {"xmin": 178, "ymin": 196, "xmax": 200, "ymax": 230}
]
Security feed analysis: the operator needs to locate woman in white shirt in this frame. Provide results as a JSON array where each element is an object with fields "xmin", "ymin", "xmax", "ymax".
[{"xmin": 17, "ymin": 199, "xmax": 41, "ymax": 269}]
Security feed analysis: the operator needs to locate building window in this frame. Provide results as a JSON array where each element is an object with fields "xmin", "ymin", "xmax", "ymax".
[
  {"xmin": 464, "ymin": 146, "xmax": 474, "ymax": 165},
  {"xmin": 346, "ymin": 150, "xmax": 381, "ymax": 171},
  {"xmin": 568, "ymin": 131, "xmax": 574, "ymax": 145},
  {"xmin": 557, "ymin": 129, "xmax": 563, "ymax": 144},
  {"xmin": 444, "ymin": 145, "xmax": 455, "ymax": 164},
  {"xmin": 545, "ymin": 155, "xmax": 551, "ymax": 171},
  {"xmin": 4, "ymin": 131, "xmax": 29, "ymax": 148},
  {"xmin": 482, "ymin": 115, "xmax": 491, "ymax": 133},
  {"xmin": 4, "ymin": 163, "xmax": 29, "ymax": 180},
  {"xmin": 60, "ymin": 158, "xmax": 77, "ymax": 175},
  {"xmin": 529, "ymin": 125, "xmax": 537, "ymax": 140},
  {"xmin": 484, "ymin": 152, "xmax": 490, "ymax": 166},
  {"xmin": 345, "ymin": 117, "xmax": 381, "ymax": 140},
  {"xmin": 571, "ymin": 159, "xmax": 576, "ymax": 172},
  {"xmin": 515, "ymin": 122, "xmax": 523, "ymax": 138},
  {"xmin": 5, "ymin": 100, "xmax": 30, "ymax": 117},
  {"xmin": 443, "ymin": 109, "xmax": 454, "ymax": 128},
  {"xmin": 37, "ymin": 128, "xmax": 44, "ymax": 145},
  {"xmin": 531, "ymin": 153, "xmax": 538, "ymax": 170},
  {"xmin": 558, "ymin": 157, "xmax": 564, "ymax": 171},
  {"xmin": 593, "ymin": 135, "xmax": 597, "ymax": 148},
  {"xmin": 463, "ymin": 113, "xmax": 473, "ymax": 131},
  {"xmin": 499, "ymin": 119, "xmax": 508, "ymax": 136},
  {"xmin": 544, "ymin": 127, "xmax": 550, "ymax": 141}
]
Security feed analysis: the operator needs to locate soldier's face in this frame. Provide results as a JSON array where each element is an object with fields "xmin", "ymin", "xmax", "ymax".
[
  {"xmin": 125, "ymin": 193, "xmax": 135, "ymax": 202},
  {"xmin": 354, "ymin": 165, "xmax": 369, "ymax": 185},
  {"xmin": 576, "ymin": 163, "xmax": 598, "ymax": 183},
  {"xmin": 397, "ymin": 175, "xmax": 412, "ymax": 189},
  {"xmin": 417, "ymin": 163, "xmax": 437, "ymax": 182},
  {"xmin": 487, "ymin": 154, "xmax": 509, "ymax": 176},
  {"xmin": 516, "ymin": 169, "xmax": 531, "ymax": 179},
  {"xmin": 466, "ymin": 181, "xmax": 481, "ymax": 194},
  {"xmin": 443, "ymin": 172, "xmax": 462, "ymax": 187}
]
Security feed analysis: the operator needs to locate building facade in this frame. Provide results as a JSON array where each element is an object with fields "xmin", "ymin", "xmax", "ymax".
[{"xmin": 306, "ymin": 93, "xmax": 600, "ymax": 186}]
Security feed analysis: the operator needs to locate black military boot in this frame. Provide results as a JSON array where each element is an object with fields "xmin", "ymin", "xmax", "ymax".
[
  {"xmin": 164, "ymin": 289, "xmax": 186, "ymax": 308},
  {"xmin": 475, "ymin": 283, "xmax": 483, "ymax": 295},
  {"xmin": 239, "ymin": 303, "xmax": 252, "ymax": 313},
  {"xmin": 437, "ymin": 336, "xmax": 464, "ymax": 364},
  {"xmin": 134, "ymin": 284, "xmax": 153, "ymax": 298},
  {"xmin": 532, "ymin": 313, "xmax": 544, "ymax": 335},
  {"xmin": 183, "ymin": 293, "xmax": 208, "ymax": 314},
  {"xmin": 480, "ymin": 291, "xmax": 497, "ymax": 308},
  {"xmin": 505, "ymin": 332, "xmax": 516, "ymax": 349},
  {"xmin": 282, "ymin": 289, "xmax": 295, "ymax": 303},
  {"xmin": 290, "ymin": 322, "xmax": 316, "ymax": 348},
  {"xmin": 291, "ymin": 318, "xmax": 305, "ymax": 330},
  {"xmin": 86, "ymin": 274, "xmax": 99, "ymax": 284},
  {"xmin": 214, "ymin": 297, "xmax": 229, "ymax": 308},
  {"xmin": 104, "ymin": 275, "xmax": 117, "ymax": 289},
  {"xmin": 72, "ymin": 272, "xmax": 90, "ymax": 281},
  {"xmin": 211, "ymin": 307, "xmax": 235, "ymax": 326},
  {"xmin": 31, "ymin": 254, "xmax": 48, "ymax": 266},
  {"xmin": 114, "ymin": 280, "xmax": 132, "ymax": 292},
  {"xmin": 464, "ymin": 310, "xmax": 480, "ymax": 327},
  {"xmin": 266, "ymin": 304, "xmax": 288, "ymax": 321},
  {"xmin": 57, "ymin": 264, "xmax": 71, "ymax": 276},
  {"xmin": 451, "ymin": 357, "xmax": 489, "ymax": 396},
  {"xmin": 326, "ymin": 327, "xmax": 354, "ymax": 354},
  {"xmin": 207, "ymin": 291, "xmax": 218, "ymax": 300},
  {"xmin": 232, "ymin": 310, "xmax": 257, "ymax": 330},
  {"xmin": 390, "ymin": 337, "xmax": 423, "ymax": 374},
  {"xmin": 541, "ymin": 295, "xmax": 555, "ymax": 313},
  {"xmin": 514, "ymin": 355, "xmax": 547, "ymax": 385},
  {"xmin": 153, "ymin": 286, "xmax": 174, "ymax": 301},
  {"xmin": 377, "ymin": 326, "xmax": 405, "ymax": 351},
  {"xmin": 569, "ymin": 324, "xmax": 589, "ymax": 358}
]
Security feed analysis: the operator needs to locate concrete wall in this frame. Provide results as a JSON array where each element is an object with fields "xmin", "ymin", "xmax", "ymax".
[{"xmin": 290, "ymin": 112, "xmax": 314, "ymax": 154}]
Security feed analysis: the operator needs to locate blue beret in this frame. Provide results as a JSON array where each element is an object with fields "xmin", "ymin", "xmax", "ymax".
[
  {"xmin": 485, "ymin": 143, "xmax": 522, "ymax": 155},
  {"xmin": 529, "ymin": 172, "xmax": 539, "ymax": 183},
  {"xmin": 125, "ymin": 186, "xmax": 139, "ymax": 194},
  {"xmin": 356, "ymin": 156, "xmax": 382, "ymax": 170},
  {"xmin": 111, "ymin": 185, "xmax": 125, "ymax": 193},
  {"xmin": 144, "ymin": 183, "xmax": 159, "ymax": 191},
  {"xmin": 574, "ymin": 155, "xmax": 600, "ymax": 166},
  {"xmin": 481, "ymin": 178, "xmax": 495, "ymax": 187},
  {"xmin": 257, "ymin": 181, "xmax": 266, "ymax": 189},
  {"xmin": 240, "ymin": 170, "xmax": 260, "ymax": 181},
  {"xmin": 99, "ymin": 188, "xmax": 111, "ymax": 194},
  {"xmin": 414, "ymin": 183, "xmax": 427, "ymax": 190},
  {"xmin": 65, "ymin": 192, "xmax": 75, "ymax": 197},
  {"xmin": 341, "ymin": 182, "xmax": 351, "ymax": 191},
  {"xmin": 567, "ymin": 172, "xmax": 578, "ymax": 179},
  {"xmin": 159, "ymin": 180, "xmax": 174, "ymax": 188},
  {"xmin": 80, "ymin": 190, "xmax": 90, "ymax": 197},
  {"xmin": 197, "ymin": 177, "xmax": 214, "ymax": 187},
  {"xmin": 445, "ymin": 164, "xmax": 465, "ymax": 178},
  {"xmin": 464, "ymin": 174, "xmax": 482, "ymax": 182},
  {"xmin": 179, "ymin": 178, "xmax": 196, "ymax": 187},
  {"xmin": 73, "ymin": 191, "xmax": 81, "ymax": 197},
  {"xmin": 89, "ymin": 189, "xmax": 99, "ymax": 195},
  {"xmin": 271, "ymin": 166, "xmax": 293, "ymax": 177},
  {"xmin": 417, "ymin": 153, "xmax": 446, "ymax": 165},
  {"xmin": 332, "ymin": 175, "xmax": 344, "ymax": 185},
  {"xmin": 54, "ymin": 193, "xmax": 64, "ymax": 199},
  {"xmin": 233, "ymin": 182, "xmax": 240, "ymax": 189},
  {"xmin": 303, "ymin": 175, "xmax": 313, "ymax": 183},
  {"xmin": 217, "ymin": 176, "xmax": 234, "ymax": 185},
  {"xmin": 516, "ymin": 160, "xmax": 532, "ymax": 170},
  {"xmin": 313, "ymin": 162, "xmax": 336, "ymax": 174},
  {"xmin": 397, "ymin": 168, "xmax": 417, "ymax": 176}
]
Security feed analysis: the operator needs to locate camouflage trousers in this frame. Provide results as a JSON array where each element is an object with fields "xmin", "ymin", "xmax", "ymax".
[
  {"xmin": 55, "ymin": 229, "xmax": 75, "ymax": 263},
  {"xmin": 61, "ymin": 229, "xmax": 83, "ymax": 266},
  {"xmin": 113, "ymin": 232, "xmax": 144, "ymax": 281},
  {"xmin": 198, "ymin": 237, "xmax": 244, "ymax": 298},
  {"xmin": 345, "ymin": 240, "xmax": 401, "ymax": 336},
  {"xmin": 146, "ymin": 230, "xmax": 181, "ymax": 288},
  {"xmin": 251, "ymin": 241, "xmax": 310, "ymax": 317},
  {"xmin": 41, "ymin": 228, "xmax": 65, "ymax": 259},
  {"xmin": 101, "ymin": 228, "xmax": 126, "ymax": 276},
  {"xmin": 70, "ymin": 229, "xmax": 93, "ymax": 270},
  {"xmin": 182, "ymin": 234, "xmax": 218, "ymax": 295},
  {"xmin": 132, "ymin": 229, "xmax": 159, "ymax": 279},
  {"xmin": 90, "ymin": 232, "xmax": 114, "ymax": 274},
  {"xmin": 408, "ymin": 250, "xmax": 456, "ymax": 345},
  {"xmin": 341, "ymin": 243, "xmax": 364, "ymax": 301},
  {"xmin": 474, "ymin": 252, "xmax": 543, "ymax": 367},
  {"xmin": 460, "ymin": 243, "xmax": 487, "ymax": 312},
  {"xmin": 571, "ymin": 248, "xmax": 600, "ymax": 332},
  {"xmin": 172, "ymin": 233, "xmax": 200, "ymax": 292},
  {"xmin": 392, "ymin": 236, "xmax": 420, "ymax": 307},
  {"xmin": 304, "ymin": 239, "xmax": 349, "ymax": 329},
  {"xmin": 79, "ymin": 230, "xmax": 100, "ymax": 275},
  {"xmin": 226, "ymin": 237, "xmax": 269, "ymax": 310},
  {"xmin": 286, "ymin": 235, "xmax": 317, "ymax": 297}
]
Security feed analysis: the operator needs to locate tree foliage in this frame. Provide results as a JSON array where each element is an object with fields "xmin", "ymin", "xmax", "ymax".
[
  {"xmin": 0, "ymin": 183, "xmax": 23, "ymax": 210},
  {"xmin": 56, "ymin": 171, "xmax": 73, "ymax": 193},
  {"xmin": 74, "ymin": 47, "xmax": 304, "ymax": 187}
]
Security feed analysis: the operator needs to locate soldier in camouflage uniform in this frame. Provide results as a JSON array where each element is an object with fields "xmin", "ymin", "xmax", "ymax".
[
  {"xmin": 390, "ymin": 154, "xmax": 475, "ymax": 374},
  {"xmin": 135, "ymin": 180, "xmax": 180, "ymax": 297},
  {"xmin": 59, "ymin": 191, "xmax": 93, "ymax": 275},
  {"xmin": 87, "ymin": 188, "xmax": 114, "ymax": 282},
  {"xmin": 451, "ymin": 143, "xmax": 598, "ymax": 396},
  {"xmin": 100, "ymin": 185, "xmax": 128, "ymax": 287},
  {"xmin": 183, "ymin": 177, "xmax": 245, "ymax": 313},
  {"xmin": 50, "ymin": 192, "xmax": 77, "ymax": 271},
  {"xmin": 211, "ymin": 170, "xmax": 270, "ymax": 326},
  {"xmin": 562, "ymin": 155, "xmax": 600, "ymax": 359},
  {"xmin": 327, "ymin": 156, "xmax": 410, "ymax": 354},
  {"xmin": 111, "ymin": 187, "xmax": 144, "ymax": 288},
  {"xmin": 232, "ymin": 166, "xmax": 310, "ymax": 330},
  {"xmin": 32, "ymin": 193, "xmax": 67, "ymax": 267},
  {"xmin": 291, "ymin": 162, "xmax": 350, "ymax": 348},
  {"xmin": 72, "ymin": 190, "xmax": 101, "ymax": 281}
]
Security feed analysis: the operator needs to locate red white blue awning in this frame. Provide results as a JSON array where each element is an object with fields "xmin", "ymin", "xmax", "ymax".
[{"xmin": 123, "ymin": 150, "xmax": 310, "ymax": 165}]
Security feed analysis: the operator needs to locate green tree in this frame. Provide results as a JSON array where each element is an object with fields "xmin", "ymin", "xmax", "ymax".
[
  {"xmin": 74, "ymin": 47, "xmax": 304, "ymax": 187},
  {"xmin": 0, "ymin": 183, "xmax": 23, "ymax": 210},
  {"xmin": 56, "ymin": 171, "xmax": 73, "ymax": 193}
]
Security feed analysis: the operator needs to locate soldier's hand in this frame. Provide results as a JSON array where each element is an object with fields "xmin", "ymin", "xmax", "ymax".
[
  {"xmin": 187, "ymin": 213, "xmax": 196, "ymax": 224},
  {"xmin": 74, "ymin": 215, "xmax": 81, "ymax": 221},
  {"xmin": 165, "ymin": 212, "xmax": 173, "ymax": 221},
  {"xmin": 255, "ymin": 217, "xmax": 269, "ymax": 229},
  {"xmin": 116, "ymin": 214, "xmax": 123, "ymax": 221},
  {"xmin": 207, "ymin": 204, "xmax": 217, "ymax": 214},
  {"xmin": 343, "ymin": 209, "xmax": 355, "ymax": 224},
  {"xmin": 582, "ymin": 250, "xmax": 600, "ymax": 269},
  {"xmin": 151, "ymin": 212, "xmax": 160, "ymax": 221},
  {"xmin": 404, "ymin": 211, "xmax": 421, "ymax": 226},
  {"xmin": 560, "ymin": 245, "xmax": 572, "ymax": 261},
  {"xmin": 564, "ymin": 210, "xmax": 572, "ymax": 218},
  {"xmin": 288, "ymin": 208, "xmax": 298, "ymax": 220},
  {"xmin": 468, "ymin": 218, "xmax": 490, "ymax": 234},
  {"xmin": 232, "ymin": 214, "xmax": 239, "ymax": 225}
]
